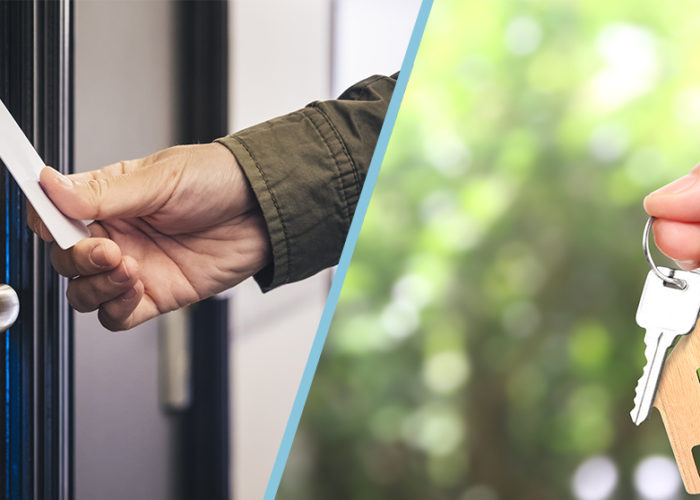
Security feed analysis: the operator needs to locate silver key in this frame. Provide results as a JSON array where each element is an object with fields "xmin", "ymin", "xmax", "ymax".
[{"xmin": 631, "ymin": 267, "xmax": 700, "ymax": 425}]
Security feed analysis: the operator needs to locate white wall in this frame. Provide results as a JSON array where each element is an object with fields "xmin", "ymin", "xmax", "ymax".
[
  {"xmin": 228, "ymin": 2, "xmax": 332, "ymax": 499},
  {"xmin": 229, "ymin": 1, "xmax": 420, "ymax": 499},
  {"xmin": 333, "ymin": 0, "xmax": 422, "ymax": 96}
]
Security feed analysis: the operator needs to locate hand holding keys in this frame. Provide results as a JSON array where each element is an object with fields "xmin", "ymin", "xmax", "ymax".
[{"xmin": 632, "ymin": 216, "xmax": 700, "ymax": 494}]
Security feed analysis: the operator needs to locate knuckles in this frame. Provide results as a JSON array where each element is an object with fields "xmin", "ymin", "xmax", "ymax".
[
  {"xmin": 66, "ymin": 285, "xmax": 96, "ymax": 313},
  {"xmin": 97, "ymin": 308, "xmax": 128, "ymax": 332},
  {"xmin": 85, "ymin": 177, "xmax": 108, "ymax": 219}
]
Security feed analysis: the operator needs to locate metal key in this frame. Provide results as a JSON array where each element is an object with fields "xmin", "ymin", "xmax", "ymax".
[{"xmin": 631, "ymin": 267, "xmax": 700, "ymax": 425}]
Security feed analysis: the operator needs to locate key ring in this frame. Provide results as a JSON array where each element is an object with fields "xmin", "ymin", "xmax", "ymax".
[{"xmin": 643, "ymin": 216, "xmax": 687, "ymax": 290}]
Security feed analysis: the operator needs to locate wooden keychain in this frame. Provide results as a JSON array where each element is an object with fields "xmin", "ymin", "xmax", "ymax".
[{"xmin": 654, "ymin": 319, "xmax": 700, "ymax": 494}]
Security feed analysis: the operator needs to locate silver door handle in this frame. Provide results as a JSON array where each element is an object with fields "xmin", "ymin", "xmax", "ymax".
[
  {"xmin": 0, "ymin": 284, "xmax": 19, "ymax": 332},
  {"xmin": 158, "ymin": 308, "xmax": 191, "ymax": 411}
]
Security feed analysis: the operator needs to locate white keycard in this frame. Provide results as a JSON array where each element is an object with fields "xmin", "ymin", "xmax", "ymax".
[{"xmin": 0, "ymin": 98, "xmax": 90, "ymax": 249}]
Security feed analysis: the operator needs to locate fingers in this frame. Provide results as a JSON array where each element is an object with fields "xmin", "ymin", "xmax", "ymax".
[
  {"xmin": 651, "ymin": 218, "xmax": 700, "ymax": 269},
  {"xmin": 644, "ymin": 167, "xmax": 700, "ymax": 270},
  {"xmin": 98, "ymin": 280, "xmax": 146, "ymax": 332},
  {"xmin": 50, "ymin": 237, "xmax": 122, "ymax": 278},
  {"xmin": 55, "ymin": 239, "xmax": 150, "ymax": 331},
  {"xmin": 644, "ymin": 166, "xmax": 700, "ymax": 222},
  {"xmin": 39, "ymin": 161, "xmax": 172, "ymax": 221},
  {"xmin": 64, "ymin": 254, "xmax": 148, "ymax": 332},
  {"xmin": 66, "ymin": 256, "xmax": 139, "ymax": 312},
  {"xmin": 46, "ymin": 223, "xmax": 154, "ymax": 331}
]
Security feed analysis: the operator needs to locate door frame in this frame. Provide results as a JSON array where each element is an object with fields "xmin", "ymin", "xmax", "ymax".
[
  {"xmin": 175, "ymin": 2, "xmax": 231, "ymax": 498},
  {"xmin": 0, "ymin": 1, "xmax": 74, "ymax": 498}
]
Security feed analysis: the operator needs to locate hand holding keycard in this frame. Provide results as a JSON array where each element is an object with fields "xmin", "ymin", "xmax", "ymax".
[
  {"xmin": 0, "ymin": 97, "xmax": 89, "ymax": 249},
  {"xmin": 632, "ymin": 216, "xmax": 700, "ymax": 494}
]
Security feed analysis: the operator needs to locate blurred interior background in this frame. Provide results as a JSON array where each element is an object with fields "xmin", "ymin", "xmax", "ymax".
[
  {"xmin": 72, "ymin": 1, "xmax": 418, "ymax": 499},
  {"xmin": 280, "ymin": 0, "xmax": 700, "ymax": 499}
]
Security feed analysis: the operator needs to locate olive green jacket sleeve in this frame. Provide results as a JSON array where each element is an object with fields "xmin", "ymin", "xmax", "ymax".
[{"xmin": 216, "ymin": 74, "xmax": 397, "ymax": 291}]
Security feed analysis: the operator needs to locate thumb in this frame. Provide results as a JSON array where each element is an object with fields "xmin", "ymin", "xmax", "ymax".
[
  {"xmin": 644, "ymin": 167, "xmax": 700, "ymax": 222},
  {"xmin": 40, "ymin": 166, "xmax": 166, "ymax": 221}
]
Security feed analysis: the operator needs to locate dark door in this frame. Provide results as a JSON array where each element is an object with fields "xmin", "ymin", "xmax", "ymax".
[
  {"xmin": 0, "ymin": 1, "xmax": 73, "ymax": 498},
  {"xmin": 0, "ymin": 3, "xmax": 235, "ymax": 498}
]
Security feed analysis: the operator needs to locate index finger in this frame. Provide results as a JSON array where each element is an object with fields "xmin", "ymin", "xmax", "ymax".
[{"xmin": 644, "ymin": 168, "xmax": 700, "ymax": 222}]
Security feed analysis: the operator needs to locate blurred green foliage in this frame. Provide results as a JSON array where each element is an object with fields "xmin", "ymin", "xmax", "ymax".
[{"xmin": 280, "ymin": 0, "xmax": 700, "ymax": 498}]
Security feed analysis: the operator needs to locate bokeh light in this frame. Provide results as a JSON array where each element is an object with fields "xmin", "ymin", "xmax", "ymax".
[
  {"xmin": 504, "ymin": 17, "xmax": 542, "ymax": 56},
  {"xmin": 461, "ymin": 484, "xmax": 499, "ymax": 500},
  {"xmin": 633, "ymin": 455, "xmax": 682, "ymax": 500},
  {"xmin": 422, "ymin": 350, "xmax": 470, "ymax": 394},
  {"xmin": 571, "ymin": 455, "xmax": 618, "ymax": 500}
]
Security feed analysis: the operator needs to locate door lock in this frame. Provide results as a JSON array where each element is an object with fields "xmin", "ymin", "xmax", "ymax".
[{"xmin": 0, "ymin": 284, "xmax": 19, "ymax": 331}]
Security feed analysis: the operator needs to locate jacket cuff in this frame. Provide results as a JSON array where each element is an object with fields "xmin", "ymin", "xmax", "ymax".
[
  {"xmin": 216, "ymin": 74, "xmax": 395, "ymax": 291},
  {"xmin": 216, "ymin": 107, "xmax": 356, "ymax": 291}
]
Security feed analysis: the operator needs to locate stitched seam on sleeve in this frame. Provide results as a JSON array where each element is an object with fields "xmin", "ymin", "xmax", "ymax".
[
  {"xmin": 313, "ymin": 104, "xmax": 361, "ymax": 195},
  {"xmin": 301, "ymin": 108, "xmax": 352, "ymax": 223},
  {"xmin": 230, "ymin": 135, "xmax": 291, "ymax": 284}
]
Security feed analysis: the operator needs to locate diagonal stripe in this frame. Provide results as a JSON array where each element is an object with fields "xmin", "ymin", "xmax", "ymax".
[{"xmin": 263, "ymin": 1, "xmax": 434, "ymax": 498}]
